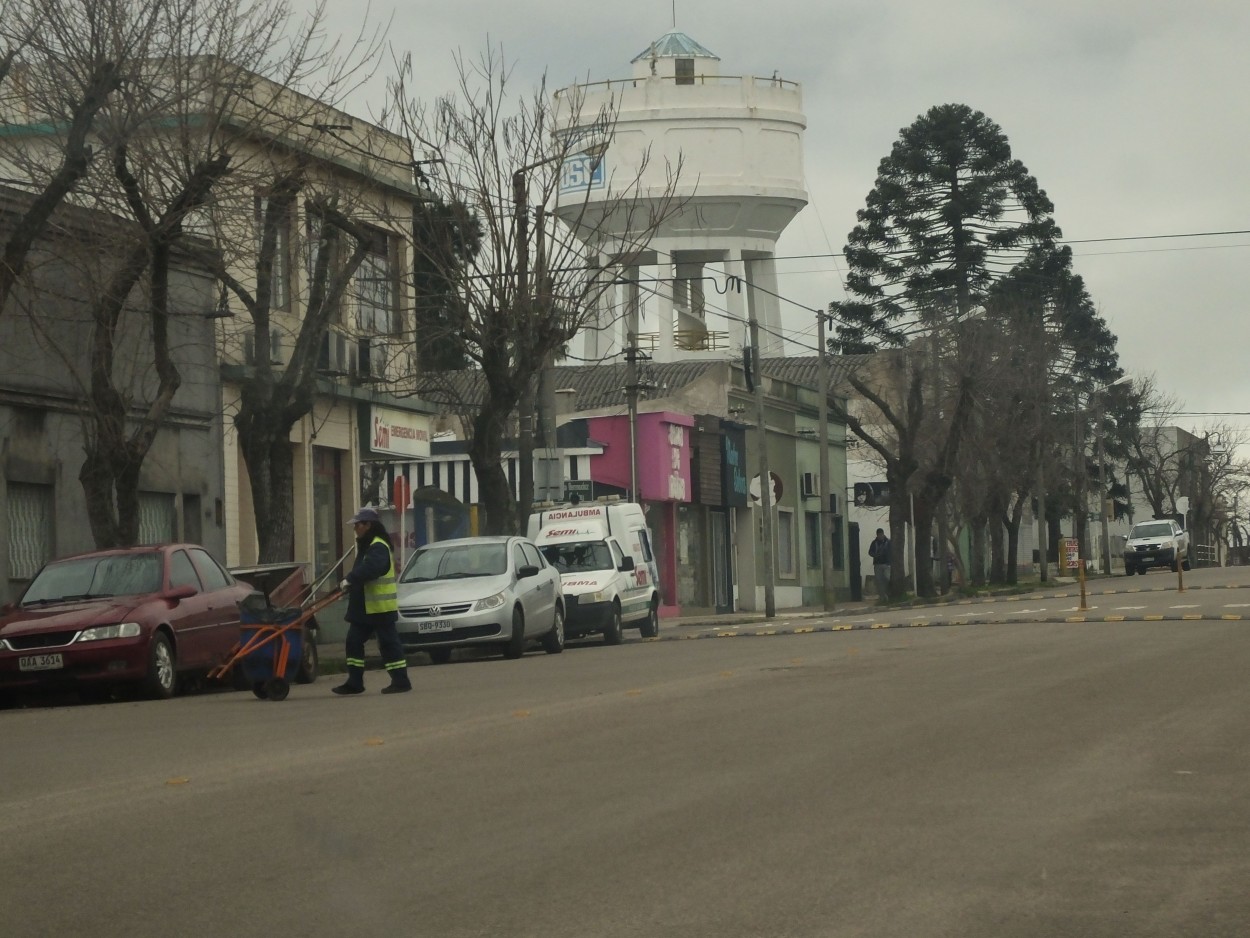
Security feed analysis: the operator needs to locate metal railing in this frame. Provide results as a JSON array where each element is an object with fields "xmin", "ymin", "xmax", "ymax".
[{"xmin": 634, "ymin": 330, "xmax": 729, "ymax": 352}]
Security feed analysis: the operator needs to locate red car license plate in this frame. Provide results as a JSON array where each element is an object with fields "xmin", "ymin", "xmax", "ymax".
[{"xmin": 19, "ymin": 653, "xmax": 64, "ymax": 672}]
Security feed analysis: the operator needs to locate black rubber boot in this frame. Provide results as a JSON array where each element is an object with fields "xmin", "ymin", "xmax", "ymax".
[
  {"xmin": 332, "ymin": 664, "xmax": 365, "ymax": 696},
  {"xmin": 380, "ymin": 665, "xmax": 411, "ymax": 695}
]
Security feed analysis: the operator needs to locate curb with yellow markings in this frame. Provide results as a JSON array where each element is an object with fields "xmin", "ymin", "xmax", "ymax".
[{"xmin": 654, "ymin": 611, "xmax": 1245, "ymax": 644}]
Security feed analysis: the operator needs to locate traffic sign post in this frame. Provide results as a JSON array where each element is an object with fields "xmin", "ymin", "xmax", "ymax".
[{"xmin": 393, "ymin": 474, "xmax": 411, "ymax": 569}]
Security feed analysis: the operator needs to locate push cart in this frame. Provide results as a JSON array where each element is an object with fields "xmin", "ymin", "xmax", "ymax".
[{"xmin": 211, "ymin": 588, "xmax": 341, "ymax": 701}]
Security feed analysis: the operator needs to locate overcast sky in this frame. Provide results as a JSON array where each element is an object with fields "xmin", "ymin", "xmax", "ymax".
[{"xmin": 309, "ymin": 0, "xmax": 1250, "ymax": 442}]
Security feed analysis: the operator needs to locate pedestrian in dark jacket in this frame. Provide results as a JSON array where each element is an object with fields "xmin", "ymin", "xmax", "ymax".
[
  {"xmin": 332, "ymin": 507, "xmax": 411, "ymax": 695},
  {"xmin": 868, "ymin": 528, "xmax": 892, "ymax": 602}
]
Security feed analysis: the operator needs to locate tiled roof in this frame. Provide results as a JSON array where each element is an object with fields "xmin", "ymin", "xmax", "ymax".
[
  {"xmin": 415, "ymin": 354, "xmax": 867, "ymax": 416},
  {"xmin": 631, "ymin": 30, "xmax": 719, "ymax": 63},
  {"xmin": 761, "ymin": 354, "xmax": 869, "ymax": 393}
]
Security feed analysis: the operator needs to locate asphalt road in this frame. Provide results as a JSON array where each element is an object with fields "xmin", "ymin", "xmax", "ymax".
[{"xmin": 4, "ymin": 573, "xmax": 1250, "ymax": 937}]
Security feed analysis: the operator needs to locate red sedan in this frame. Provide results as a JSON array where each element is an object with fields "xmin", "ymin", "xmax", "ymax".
[{"xmin": 0, "ymin": 544, "xmax": 257, "ymax": 701}]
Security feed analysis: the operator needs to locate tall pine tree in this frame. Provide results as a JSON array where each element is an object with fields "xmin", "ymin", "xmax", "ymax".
[{"xmin": 830, "ymin": 103, "xmax": 1061, "ymax": 597}]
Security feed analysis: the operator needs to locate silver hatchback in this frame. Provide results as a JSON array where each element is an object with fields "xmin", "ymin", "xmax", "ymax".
[{"xmin": 395, "ymin": 536, "xmax": 565, "ymax": 663}]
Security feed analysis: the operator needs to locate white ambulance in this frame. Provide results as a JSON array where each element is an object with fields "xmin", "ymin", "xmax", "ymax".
[{"xmin": 527, "ymin": 499, "xmax": 661, "ymax": 644}]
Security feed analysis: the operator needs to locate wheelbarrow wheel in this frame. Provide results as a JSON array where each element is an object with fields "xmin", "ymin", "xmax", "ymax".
[
  {"xmin": 252, "ymin": 682, "xmax": 269, "ymax": 699},
  {"xmin": 264, "ymin": 677, "xmax": 290, "ymax": 701}
]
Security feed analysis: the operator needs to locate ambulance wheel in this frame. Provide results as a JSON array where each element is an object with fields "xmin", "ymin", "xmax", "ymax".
[
  {"xmin": 264, "ymin": 677, "xmax": 290, "ymax": 701},
  {"xmin": 640, "ymin": 600, "xmax": 660, "ymax": 639},
  {"xmin": 603, "ymin": 603, "xmax": 623, "ymax": 646}
]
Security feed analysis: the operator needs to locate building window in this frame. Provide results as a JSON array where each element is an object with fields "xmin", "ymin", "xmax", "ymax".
[
  {"xmin": 356, "ymin": 227, "xmax": 397, "ymax": 336},
  {"xmin": 255, "ymin": 195, "xmax": 291, "ymax": 310},
  {"xmin": 138, "ymin": 492, "xmax": 177, "ymax": 544},
  {"xmin": 675, "ymin": 58, "xmax": 695, "ymax": 85},
  {"xmin": 805, "ymin": 511, "xmax": 821, "ymax": 568},
  {"xmin": 777, "ymin": 508, "xmax": 795, "ymax": 578},
  {"xmin": 7, "ymin": 482, "xmax": 53, "ymax": 582}
]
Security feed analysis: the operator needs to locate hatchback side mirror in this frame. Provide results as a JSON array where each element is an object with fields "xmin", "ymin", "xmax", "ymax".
[
  {"xmin": 618, "ymin": 556, "xmax": 635, "ymax": 572},
  {"xmin": 517, "ymin": 564, "xmax": 539, "ymax": 579}
]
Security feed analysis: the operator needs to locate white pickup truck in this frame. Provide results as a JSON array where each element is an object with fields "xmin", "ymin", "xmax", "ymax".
[{"xmin": 1123, "ymin": 519, "xmax": 1190, "ymax": 575}]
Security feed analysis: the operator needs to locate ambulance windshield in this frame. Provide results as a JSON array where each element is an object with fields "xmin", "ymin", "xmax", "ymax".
[{"xmin": 541, "ymin": 541, "xmax": 614, "ymax": 573}]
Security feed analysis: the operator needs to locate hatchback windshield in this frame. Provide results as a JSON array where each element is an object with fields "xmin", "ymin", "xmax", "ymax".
[
  {"xmin": 22, "ymin": 553, "xmax": 163, "ymax": 604},
  {"xmin": 541, "ymin": 541, "xmax": 614, "ymax": 573},
  {"xmin": 1129, "ymin": 522, "xmax": 1173, "ymax": 539},
  {"xmin": 401, "ymin": 543, "xmax": 508, "ymax": 581}
]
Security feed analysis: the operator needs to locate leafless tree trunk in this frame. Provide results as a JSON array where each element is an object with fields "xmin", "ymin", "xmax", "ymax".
[{"xmin": 386, "ymin": 46, "xmax": 684, "ymax": 534}]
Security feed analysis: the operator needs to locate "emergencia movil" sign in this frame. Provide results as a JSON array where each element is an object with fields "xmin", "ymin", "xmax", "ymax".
[{"xmin": 368, "ymin": 405, "xmax": 431, "ymax": 459}]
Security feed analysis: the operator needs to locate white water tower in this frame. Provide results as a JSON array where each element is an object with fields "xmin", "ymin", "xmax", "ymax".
[{"xmin": 553, "ymin": 30, "xmax": 808, "ymax": 363}]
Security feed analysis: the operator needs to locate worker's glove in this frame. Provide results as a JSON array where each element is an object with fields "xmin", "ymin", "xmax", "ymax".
[{"xmin": 338, "ymin": 578, "xmax": 350, "ymax": 591}]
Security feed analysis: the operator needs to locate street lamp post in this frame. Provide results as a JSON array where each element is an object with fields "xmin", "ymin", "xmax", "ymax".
[
  {"xmin": 1079, "ymin": 375, "xmax": 1132, "ymax": 575},
  {"xmin": 512, "ymin": 142, "xmax": 608, "ymax": 516}
]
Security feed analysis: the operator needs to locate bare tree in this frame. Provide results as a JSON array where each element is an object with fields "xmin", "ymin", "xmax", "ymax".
[
  {"xmin": 1, "ymin": 0, "xmax": 387, "ymax": 548},
  {"xmin": 384, "ymin": 46, "xmax": 683, "ymax": 534}
]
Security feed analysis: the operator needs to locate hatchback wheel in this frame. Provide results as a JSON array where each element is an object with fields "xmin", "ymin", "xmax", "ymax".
[
  {"xmin": 542, "ymin": 605, "xmax": 565, "ymax": 655},
  {"xmin": 428, "ymin": 647, "xmax": 453, "ymax": 665},
  {"xmin": 144, "ymin": 634, "xmax": 176, "ymax": 700},
  {"xmin": 503, "ymin": 607, "xmax": 526, "ymax": 659}
]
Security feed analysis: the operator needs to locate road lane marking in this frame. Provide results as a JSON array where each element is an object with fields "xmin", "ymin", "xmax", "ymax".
[
  {"xmin": 1170, "ymin": 604, "xmax": 1200, "ymax": 609},
  {"xmin": 1114, "ymin": 605, "xmax": 1146, "ymax": 610}
]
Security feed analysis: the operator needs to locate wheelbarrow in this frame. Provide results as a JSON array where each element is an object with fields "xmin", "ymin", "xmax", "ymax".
[{"xmin": 211, "ymin": 588, "xmax": 342, "ymax": 701}]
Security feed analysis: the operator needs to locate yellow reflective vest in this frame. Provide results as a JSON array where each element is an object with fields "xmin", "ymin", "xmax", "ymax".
[{"xmin": 363, "ymin": 537, "xmax": 399, "ymax": 615}]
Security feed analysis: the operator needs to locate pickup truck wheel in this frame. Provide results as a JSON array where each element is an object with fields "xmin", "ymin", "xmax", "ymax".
[
  {"xmin": 639, "ymin": 600, "xmax": 660, "ymax": 639},
  {"xmin": 503, "ymin": 607, "xmax": 526, "ymax": 659},
  {"xmin": 603, "ymin": 602, "xmax": 624, "ymax": 646}
]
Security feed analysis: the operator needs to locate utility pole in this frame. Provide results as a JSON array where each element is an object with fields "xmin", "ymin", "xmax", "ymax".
[
  {"xmin": 1095, "ymin": 395, "xmax": 1111, "ymax": 574},
  {"xmin": 816, "ymin": 310, "xmax": 836, "ymax": 610},
  {"xmin": 512, "ymin": 169, "xmax": 535, "ymax": 526},
  {"xmin": 624, "ymin": 334, "xmax": 647, "ymax": 502},
  {"xmin": 748, "ymin": 302, "xmax": 776, "ymax": 617}
]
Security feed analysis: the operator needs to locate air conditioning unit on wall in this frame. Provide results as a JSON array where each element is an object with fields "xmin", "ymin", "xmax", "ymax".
[{"xmin": 801, "ymin": 471, "xmax": 819, "ymax": 499}]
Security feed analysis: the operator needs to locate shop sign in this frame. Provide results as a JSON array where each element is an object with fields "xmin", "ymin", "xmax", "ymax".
[{"xmin": 369, "ymin": 405, "xmax": 431, "ymax": 459}]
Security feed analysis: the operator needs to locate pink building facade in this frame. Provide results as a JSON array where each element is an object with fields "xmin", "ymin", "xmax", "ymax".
[{"xmin": 585, "ymin": 412, "xmax": 694, "ymax": 617}]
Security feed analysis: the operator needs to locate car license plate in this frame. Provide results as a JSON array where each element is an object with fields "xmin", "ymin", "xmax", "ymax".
[
  {"xmin": 19, "ymin": 653, "xmax": 64, "ymax": 672},
  {"xmin": 417, "ymin": 620, "xmax": 452, "ymax": 634}
]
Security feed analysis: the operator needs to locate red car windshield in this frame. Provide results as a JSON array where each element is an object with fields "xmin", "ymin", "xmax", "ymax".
[{"xmin": 22, "ymin": 554, "xmax": 164, "ymax": 605}]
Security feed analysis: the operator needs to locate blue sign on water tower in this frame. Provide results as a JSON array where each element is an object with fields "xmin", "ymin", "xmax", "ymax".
[{"xmin": 559, "ymin": 153, "xmax": 606, "ymax": 194}]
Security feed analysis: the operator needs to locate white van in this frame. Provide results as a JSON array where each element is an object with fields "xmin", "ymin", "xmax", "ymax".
[{"xmin": 527, "ymin": 499, "xmax": 661, "ymax": 643}]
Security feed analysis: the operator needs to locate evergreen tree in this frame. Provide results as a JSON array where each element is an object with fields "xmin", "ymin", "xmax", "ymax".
[{"xmin": 830, "ymin": 103, "xmax": 1061, "ymax": 598}]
